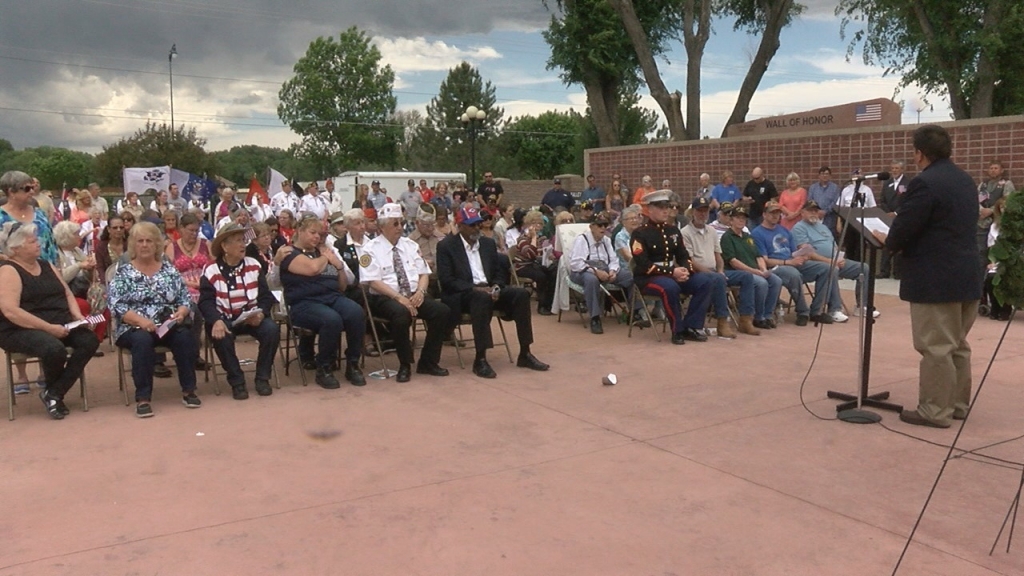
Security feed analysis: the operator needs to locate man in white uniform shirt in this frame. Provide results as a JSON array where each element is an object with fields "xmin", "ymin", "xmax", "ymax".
[
  {"xmin": 324, "ymin": 178, "xmax": 346, "ymax": 216},
  {"xmin": 568, "ymin": 212, "xmax": 646, "ymax": 335},
  {"xmin": 299, "ymin": 183, "xmax": 330, "ymax": 220},
  {"xmin": 360, "ymin": 203, "xmax": 451, "ymax": 383},
  {"xmin": 270, "ymin": 180, "xmax": 300, "ymax": 216}
]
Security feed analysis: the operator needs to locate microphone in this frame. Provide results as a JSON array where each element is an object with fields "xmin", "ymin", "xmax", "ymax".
[{"xmin": 852, "ymin": 171, "xmax": 891, "ymax": 182}]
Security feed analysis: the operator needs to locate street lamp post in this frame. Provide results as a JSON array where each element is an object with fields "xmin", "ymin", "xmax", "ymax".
[
  {"xmin": 168, "ymin": 44, "xmax": 178, "ymax": 136},
  {"xmin": 460, "ymin": 105, "xmax": 487, "ymax": 189}
]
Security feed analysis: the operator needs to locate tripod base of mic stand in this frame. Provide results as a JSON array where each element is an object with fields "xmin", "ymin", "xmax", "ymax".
[
  {"xmin": 836, "ymin": 408, "xmax": 882, "ymax": 423},
  {"xmin": 827, "ymin": 389, "xmax": 903, "ymax": 420}
]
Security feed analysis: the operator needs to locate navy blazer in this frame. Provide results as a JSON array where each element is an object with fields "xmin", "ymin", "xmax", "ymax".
[{"xmin": 885, "ymin": 158, "xmax": 981, "ymax": 303}]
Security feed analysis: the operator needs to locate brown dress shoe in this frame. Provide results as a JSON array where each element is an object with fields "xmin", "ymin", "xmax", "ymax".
[{"xmin": 899, "ymin": 409, "xmax": 951, "ymax": 428}]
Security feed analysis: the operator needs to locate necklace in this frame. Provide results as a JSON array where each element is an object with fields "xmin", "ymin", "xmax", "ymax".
[
  {"xmin": 179, "ymin": 237, "xmax": 199, "ymax": 257},
  {"xmin": 2, "ymin": 204, "xmax": 33, "ymax": 222}
]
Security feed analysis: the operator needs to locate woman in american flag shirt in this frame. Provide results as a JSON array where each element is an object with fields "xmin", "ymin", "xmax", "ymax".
[{"xmin": 197, "ymin": 223, "xmax": 279, "ymax": 400}]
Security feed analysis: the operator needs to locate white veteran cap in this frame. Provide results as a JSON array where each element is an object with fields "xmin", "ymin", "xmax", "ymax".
[{"xmin": 378, "ymin": 202, "xmax": 403, "ymax": 220}]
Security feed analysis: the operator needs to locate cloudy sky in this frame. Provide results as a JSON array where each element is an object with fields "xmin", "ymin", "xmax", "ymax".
[{"xmin": 0, "ymin": 0, "xmax": 951, "ymax": 154}]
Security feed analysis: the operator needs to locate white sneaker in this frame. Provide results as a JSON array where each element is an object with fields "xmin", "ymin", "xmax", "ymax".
[
  {"xmin": 831, "ymin": 310, "xmax": 850, "ymax": 323},
  {"xmin": 851, "ymin": 308, "xmax": 881, "ymax": 318}
]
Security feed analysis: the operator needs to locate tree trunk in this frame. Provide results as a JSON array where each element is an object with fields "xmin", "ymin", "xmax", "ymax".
[
  {"xmin": 721, "ymin": 0, "xmax": 792, "ymax": 136},
  {"xmin": 583, "ymin": 73, "xmax": 621, "ymax": 147},
  {"xmin": 911, "ymin": 1, "xmax": 969, "ymax": 119},
  {"xmin": 682, "ymin": 0, "xmax": 712, "ymax": 140},
  {"xmin": 608, "ymin": 0, "xmax": 687, "ymax": 141},
  {"xmin": 969, "ymin": 0, "xmax": 1005, "ymax": 118}
]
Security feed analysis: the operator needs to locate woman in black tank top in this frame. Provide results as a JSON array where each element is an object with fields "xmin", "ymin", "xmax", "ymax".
[{"xmin": 0, "ymin": 221, "xmax": 100, "ymax": 419}]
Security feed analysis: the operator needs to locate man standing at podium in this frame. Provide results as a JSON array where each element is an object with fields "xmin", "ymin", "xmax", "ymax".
[{"xmin": 874, "ymin": 125, "xmax": 981, "ymax": 428}]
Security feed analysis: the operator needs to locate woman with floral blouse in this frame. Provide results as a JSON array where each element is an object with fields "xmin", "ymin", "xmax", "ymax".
[{"xmin": 109, "ymin": 222, "xmax": 199, "ymax": 418}]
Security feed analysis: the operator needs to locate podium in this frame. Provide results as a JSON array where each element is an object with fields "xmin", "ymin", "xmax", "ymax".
[{"xmin": 826, "ymin": 207, "xmax": 904, "ymax": 417}]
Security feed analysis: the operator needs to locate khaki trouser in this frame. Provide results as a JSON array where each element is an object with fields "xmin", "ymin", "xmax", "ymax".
[{"xmin": 909, "ymin": 301, "xmax": 978, "ymax": 425}]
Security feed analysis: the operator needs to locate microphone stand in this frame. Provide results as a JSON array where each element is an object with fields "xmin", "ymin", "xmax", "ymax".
[{"xmin": 825, "ymin": 178, "xmax": 903, "ymax": 423}]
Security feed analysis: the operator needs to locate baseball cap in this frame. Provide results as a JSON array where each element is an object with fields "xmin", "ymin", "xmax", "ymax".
[
  {"xmin": 371, "ymin": 180, "xmax": 381, "ymax": 185},
  {"xmin": 329, "ymin": 211, "xmax": 346, "ymax": 224},
  {"xmin": 764, "ymin": 200, "xmax": 783, "ymax": 212},
  {"xmin": 690, "ymin": 196, "xmax": 711, "ymax": 210},
  {"xmin": 802, "ymin": 200, "xmax": 821, "ymax": 211},
  {"xmin": 553, "ymin": 178, "xmax": 562, "ymax": 185},
  {"xmin": 592, "ymin": 212, "xmax": 612, "ymax": 226},
  {"xmin": 457, "ymin": 206, "xmax": 484, "ymax": 225},
  {"xmin": 732, "ymin": 205, "xmax": 750, "ymax": 217},
  {"xmin": 719, "ymin": 201, "xmax": 734, "ymax": 215},
  {"xmin": 363, "ymin": 207, "xmax": 377, "ymax": 220}
]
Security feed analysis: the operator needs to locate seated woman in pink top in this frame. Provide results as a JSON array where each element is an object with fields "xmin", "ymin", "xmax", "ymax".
[{"xmin": 778, "ymin": 172, "xmax": 807, "ymax": 230}]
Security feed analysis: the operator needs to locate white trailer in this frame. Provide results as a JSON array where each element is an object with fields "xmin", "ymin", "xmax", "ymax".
[{"xmin": 309, "ymin": 171, "xmax": 467, "ymax": 209}]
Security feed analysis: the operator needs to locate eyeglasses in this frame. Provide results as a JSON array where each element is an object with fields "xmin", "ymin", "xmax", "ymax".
[{"xmin": 19, "ymin": 184, "xmax": 34, "ymax": 193}]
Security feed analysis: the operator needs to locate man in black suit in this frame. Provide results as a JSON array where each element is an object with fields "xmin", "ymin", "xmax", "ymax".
[
  {"xmin": 436, "ymin": 206, "xmax": 550, "ymax": 378},
  {"xmin": 873, "ymin": 125, "xmax": 981, "ymax": 428},
  {"xmin": 878, "ymin": 160, "xmax": 907, "ymax": 278}
]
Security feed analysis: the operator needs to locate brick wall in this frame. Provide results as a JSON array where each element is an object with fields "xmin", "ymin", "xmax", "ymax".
[
  {"xmin": 497, "ymin": 175, "xmax": 585, "ymax": 209},
  {"xmin": 584, "ymin": 116, "xmax": 1024, "ymax": 204}
]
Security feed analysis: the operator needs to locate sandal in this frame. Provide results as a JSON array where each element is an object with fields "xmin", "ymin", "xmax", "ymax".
[{"xmin": 39, "ymin": 390, "xmax": 65, "ymax": 420}]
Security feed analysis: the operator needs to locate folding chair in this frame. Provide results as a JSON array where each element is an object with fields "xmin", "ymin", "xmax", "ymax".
[
  {"xmin": 115, "ymin": 320, "xmax": 220, "ymax": 406},
  {"xmin": 436, "ymin": 277, "xmax": 514, "ymax": 369},
  {"xmin": 627, "ymin": 288, "xmax": 666, "ymax": 341},
  {"xmin": 359, "ymin": 284, "xmax": 398, "ymax": 379},
  {"xmin": 5, "ymin": 349, "xmax": 88, "ymax": 420},
  {"xmin": 273, "ymin": 292, "xmax": 310, "ymax": 386},
  {"xmin": 506, "ymin": 247, "xmax": 535, "ymax": 295},
  {"xmin": 117, "ymin": 344, "xmax": 214, "ymax": 405}
]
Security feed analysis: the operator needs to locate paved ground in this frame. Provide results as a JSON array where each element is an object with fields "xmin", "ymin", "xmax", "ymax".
[{"xmin": 3, "ymin": 285, "xmax": 1023, "ymax": 576}]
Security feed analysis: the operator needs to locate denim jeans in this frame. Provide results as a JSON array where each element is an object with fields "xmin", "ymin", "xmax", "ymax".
[
  {"xmin": 208, "ymin": 317, "xmax": 280, "ymax": 387},
  {"xmin": 723, "ymin": 270, "xmax": 756, "ymax": 316},
  {"xmin": 289, "ymin": 294, "xmax": 365, "ymax": 370},
  {"xmin": 117, "ymin": 325, "xmax": 199, "ymax": 402}
]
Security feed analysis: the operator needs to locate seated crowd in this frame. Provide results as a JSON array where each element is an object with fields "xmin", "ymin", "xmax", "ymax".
[
  {"xmin": 13, "ymin": 160, "xmax": 996, "ymax": 419},
  {"xmin": 0, "ymin": 170, "xmax": 552, "ymax": 421}
]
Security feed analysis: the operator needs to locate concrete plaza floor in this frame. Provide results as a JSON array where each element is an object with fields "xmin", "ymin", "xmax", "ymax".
[{"xmin": 2, "ymin": 282, "xmax": 1023, "ymax": 575}]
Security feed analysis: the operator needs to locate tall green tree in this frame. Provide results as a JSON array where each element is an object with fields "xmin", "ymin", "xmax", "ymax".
[
  {"xmin": 278, "ymin": 27, "xmax": 398, "ymax": 175},
  {"xmin": 606, "ymin": 0, "xmax": 803, "ymax": 139},
  {"xmin": 580, "ymin": 84, "xmax": 666, "ymax": 149},
  {"xmin": 409, "ymin": 62, "xmax": 505, "ymax": 180},
  {"xmin": 0, "ymin": 146, "xmax": 96, "ymax": 189},
  {"xmin": 838, "ymin": 0, "xmax": 1024, "ymax": 119},
  {"xmin": 503, "ymin": 111, "xmax": 583, "ymax": 179},
  {"xmin": 94, "ymin": 122, "xmax": 216, "ymax": 186},
  {"xmin": 211, "ymin": 145, "xmax": 318, "ymax": 185},
  {"xmin": 28, "ymin": 148, "xmax": 96, "ymax": 189},
  {"xmin": 544, "ymin": 0, "xmax": 679, "ymax": 145}
]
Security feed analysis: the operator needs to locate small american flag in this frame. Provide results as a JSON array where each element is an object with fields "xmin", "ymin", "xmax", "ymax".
[{"xmin": 855, "ymin": 103, "xmax": 882, "ymax": 122}]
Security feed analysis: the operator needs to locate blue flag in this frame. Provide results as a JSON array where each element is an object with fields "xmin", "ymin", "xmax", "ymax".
[{"xmin": 182, "ymin": 173, "xmax": 217, "ymax": 203}]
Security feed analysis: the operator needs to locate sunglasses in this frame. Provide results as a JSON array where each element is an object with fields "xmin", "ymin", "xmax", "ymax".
[
  {"xmin": 20, "ymin": 184, "xmax": 35, "ymax": 192},
  {"xmin": 594, "ymin": 223, "xmax": 610, "ymax": 229}
]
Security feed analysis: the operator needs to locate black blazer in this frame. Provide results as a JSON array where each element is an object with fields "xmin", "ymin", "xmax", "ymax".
[
  {"xmin": 885, "ymin": 158, "xmax": 981, "ymax": 303},
  {"xmin": 879, "ymin": 177, "xmax": 903, "ymax": 213},
  {"xmin": 436, "ymin": 233, "xmax": 510, "ymax": 313}
]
